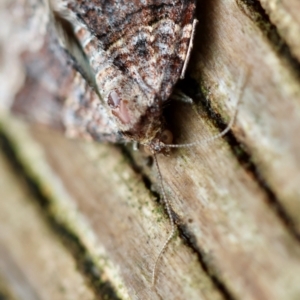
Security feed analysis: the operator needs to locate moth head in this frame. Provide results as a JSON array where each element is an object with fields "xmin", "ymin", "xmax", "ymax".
[{"xmin": 140, "ymin": 129, "xmax": 173, "ymax": 156}]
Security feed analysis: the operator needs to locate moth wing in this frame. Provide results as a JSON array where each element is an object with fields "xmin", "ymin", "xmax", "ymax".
[
  {"xmin": 66, "ymin": 0, "xmax": 196, "ymax": 102},
  {"xmin": 63, "ymin": 73, "xmax": 125, "ymax": 143},
  {"xmin": 12, "ymin": 22, "xmax": 125, "ymax": 143}
]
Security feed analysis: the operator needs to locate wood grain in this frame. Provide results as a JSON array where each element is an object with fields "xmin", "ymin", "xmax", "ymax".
[
  {"xmin": 258, "ymin": 0, "xmax": 300, "ymax": 61},
  {"xmin": 1, "ymin": 0, "xmax": 300, "ymax": 299},
  {"xmin": 0, "ymin": 151, "xmax": 96, "ymax": 300}
]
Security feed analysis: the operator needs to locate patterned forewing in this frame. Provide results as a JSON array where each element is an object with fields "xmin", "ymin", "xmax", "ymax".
[{"xmin": 66, "ymin": 0, "xmax": 196, "ymax": 102}]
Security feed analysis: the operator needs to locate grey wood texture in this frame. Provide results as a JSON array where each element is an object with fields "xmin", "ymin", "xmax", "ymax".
[{"xmin": 1, "ymin": 0, "xmax": 300, "ymax": 299}]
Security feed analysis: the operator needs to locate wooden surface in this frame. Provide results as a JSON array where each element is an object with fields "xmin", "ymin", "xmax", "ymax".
[
  {"xmin": 0, "ymin": 152, "xmax": 96, "ymax": 300},
  {"xmin": 1, "ymin": 0, "xmax": 300, "ymax": 299}
]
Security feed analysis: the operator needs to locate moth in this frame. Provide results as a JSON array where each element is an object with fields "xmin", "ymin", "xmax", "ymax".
[{"xmin": 11, "ymin": 0, "xmax": 241, "ymax": 285}]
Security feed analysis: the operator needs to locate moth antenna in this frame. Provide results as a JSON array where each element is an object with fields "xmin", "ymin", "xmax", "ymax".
[
  {"xmin": 151, "ymin": 153, "xmax": 176, "ymax": 286},
  {"xmin": 165, "ymin": 69, "xmax": 249, "ymax": 149}
]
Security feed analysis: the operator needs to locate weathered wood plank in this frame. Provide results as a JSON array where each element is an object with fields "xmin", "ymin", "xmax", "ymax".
[
  {"xmin": 0, "ymin": 115, "xmax": 226, "ymax": 300},
  {"xmin": 0, "ymin": 151, "xmax": 96, "ymax": 300},
  {"xmin": 258, "ymin": 0, "xmax": 300, "ymax": 61},
  {"xmin": 190, "ymin": 0, "xmax": 300, "ymax": 232},
  {"xmin": 1, "ymin": 0, "xmax": 300, "ymax": 299}
]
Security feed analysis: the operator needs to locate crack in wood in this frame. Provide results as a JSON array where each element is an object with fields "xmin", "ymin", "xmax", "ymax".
[
  {"xmin": 0, "ymin": 131, "xmax": 122, "ymax": 300},
  {"xmin": 237, "ymin": 0, "xmax": 300, "ymax": 78},
  {"xmin": 118, "ymin": 144, "xmax": 237, "ymax": 300}
]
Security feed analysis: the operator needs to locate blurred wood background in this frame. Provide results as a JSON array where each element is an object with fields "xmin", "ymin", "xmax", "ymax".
[{"xmin": 1, "ymin": 0, "xmax": 300, "ymax": 299}]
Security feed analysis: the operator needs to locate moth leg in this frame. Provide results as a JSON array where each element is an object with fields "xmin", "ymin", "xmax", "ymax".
[
  {"xmin": 132, "ymin": 141, "xmax": 139, "ymax": 151},
  {"xmin": 180, "ymin": 19, "xmax": 198, "ymax": 80},
  {"xmin": 169, "ymin": 88, "xmax": 193, "ymax": 104}
]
